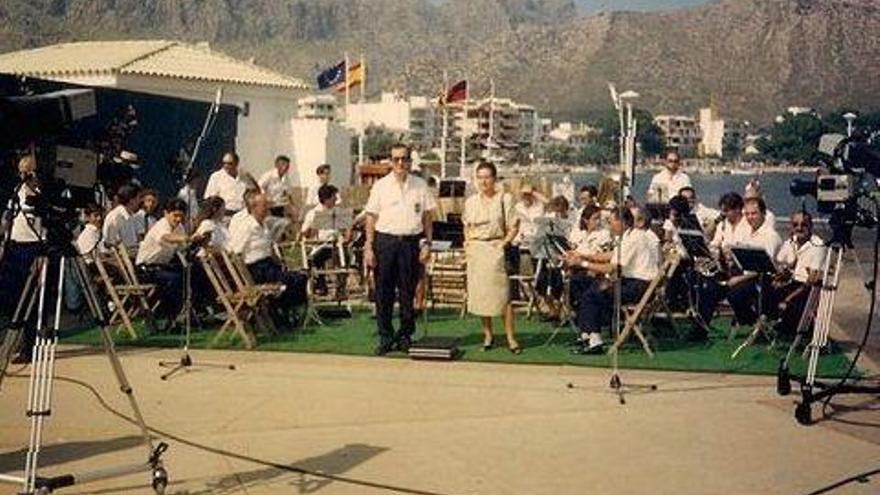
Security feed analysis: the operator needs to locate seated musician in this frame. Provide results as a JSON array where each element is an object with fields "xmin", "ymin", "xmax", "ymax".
[
  {"xmin": 135, "ymin": 199, "xmax": 196, "ymax": 331},
  {"xmin": 535, "ymin": 195, "xmax": 571, "ymax": 319},
  {"xmin": 227, "ymin": 192, "xmax": 307, "ymax": 329},
  {"xmin": 772, "ymin": 210, "xmax": 825, "ymax": 338},
  {"xmin": 566, "ymin": 204, "xmax": 612, "ymax": 307},
  {"xmin": 678, "ymin": 187, "xmax": 719, "ymax": 239},
  {"xmin": 726, "ymin": 196, "xmax": 783, "ymax": 326},
  {"xmin": 301, "ymin": 184, "xmax": 350, "ymax": 295},
  {"xmin": 564, "ymin": 207, "xmax": 660, "ymax": 354}
]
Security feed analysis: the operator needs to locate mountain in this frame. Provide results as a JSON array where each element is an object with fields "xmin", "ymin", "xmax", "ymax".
[{"xmin": 1, "ymin": 0, "xmax": 879, "ymax": 123}]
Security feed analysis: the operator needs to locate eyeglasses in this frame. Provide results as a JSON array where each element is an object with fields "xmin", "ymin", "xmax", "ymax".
[
  {"xmin": 390, "ymin": 157, "xmax": 410, "ymax": 164},
  {"xmin": 792, "ymin": 222, "xmax": 809, "ymax": 228}
]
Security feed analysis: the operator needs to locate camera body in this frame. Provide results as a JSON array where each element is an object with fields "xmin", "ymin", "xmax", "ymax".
[{"xmin": 789, "ymin": 132, "xmax": 880, "ymax": 245}]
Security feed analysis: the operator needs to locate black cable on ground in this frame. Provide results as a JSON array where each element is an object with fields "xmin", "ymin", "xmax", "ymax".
[
  {"xmin": 5, "ymin": 373, "xmax": 455, "ymax": 495},
  {"xmin": 803, "ymin": 466, "xmax": 880, "ymax": 495}
]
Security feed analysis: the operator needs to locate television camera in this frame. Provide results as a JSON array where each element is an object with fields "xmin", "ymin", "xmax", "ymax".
[{"xmin": 789, "ymin": 132, "xmax": 880, "ymax": 246}]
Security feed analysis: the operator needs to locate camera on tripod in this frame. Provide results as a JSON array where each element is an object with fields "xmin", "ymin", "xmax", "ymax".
[{"xmin": 789, "ymin": 132, "xmax": 880, "ymax": 244}]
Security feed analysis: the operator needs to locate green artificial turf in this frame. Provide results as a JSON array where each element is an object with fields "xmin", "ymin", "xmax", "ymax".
[{"xmin": 59, "ymin": 307, "xmax": 855, "ymax": 378}]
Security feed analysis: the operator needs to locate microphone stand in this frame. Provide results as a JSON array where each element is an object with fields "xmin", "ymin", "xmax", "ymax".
[{"xmin": 159, "ymin": 87, "xmax": 235, "ymax": 380}]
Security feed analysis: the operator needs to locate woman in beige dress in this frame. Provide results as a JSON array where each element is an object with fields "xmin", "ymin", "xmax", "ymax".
[{"xmin": 463, "ymin": 162, "xmax": 521, "ymax": 353}]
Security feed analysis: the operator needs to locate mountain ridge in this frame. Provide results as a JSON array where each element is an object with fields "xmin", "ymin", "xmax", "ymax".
[{"xmin": 1, "ymin": 0, "xmax": 879, "ymax": 123}]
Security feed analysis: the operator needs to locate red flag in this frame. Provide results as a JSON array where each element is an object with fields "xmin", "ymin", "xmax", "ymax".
[{"xmin": 439, "ymin": 80, "xmax": 467, "ymax": 105}]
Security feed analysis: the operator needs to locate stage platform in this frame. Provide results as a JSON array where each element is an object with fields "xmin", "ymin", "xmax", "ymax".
[{"xmin": 1, "ymin": 347, "xmax": 878, "ymax": 494}]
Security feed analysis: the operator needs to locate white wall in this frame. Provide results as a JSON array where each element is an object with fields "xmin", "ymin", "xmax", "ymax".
[{"xmin": 290, "ymin": 118, "xmax": 353, "ymax": 188}]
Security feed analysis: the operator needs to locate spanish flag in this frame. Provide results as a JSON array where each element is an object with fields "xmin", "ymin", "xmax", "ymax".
[
  {"xmin": 336, "ymin": 62, "xmax": 365, "ymax": 93},
  {"xmin": 438, "ymin": 80, "xmax": 468, "ymax": 106}
]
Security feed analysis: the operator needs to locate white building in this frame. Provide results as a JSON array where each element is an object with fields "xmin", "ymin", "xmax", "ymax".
[
  {"xmin": 546, "ymin": 122, "xmax": 595, "ymax": 147},
  {"xmin": 345, "ymin": 92, "xmax": 436, "ymax": 149},
  {"xmin": 654, "ymin": 115, "xmax": 700, "ymax": 154},
  {"xmin": 290, "ymin": 119, "xmax": 353, "ymax": 189},
  {"xmin": 697, "ymin": 107, "xmax": 748, "ymax": 158},
  {"xmin": 298, "ymin": 94, "xmax": 338, "ymax": 121},
  {"xmin": 0, "ymin": 40, "xmax": 311, "ymax": 180}
]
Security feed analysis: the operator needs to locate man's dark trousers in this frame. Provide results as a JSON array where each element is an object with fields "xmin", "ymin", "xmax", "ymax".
[{"xmin": 374, "ymin": 233, "xmax": 420, "ymax": 346}]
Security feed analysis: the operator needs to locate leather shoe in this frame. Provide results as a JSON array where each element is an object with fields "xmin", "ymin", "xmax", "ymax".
[
  {"xmin": 374, "ymin": 341, "xmax": 394, "ymax": 356},
  {"xmin": 396, "ymin": 336, "xmax": 412, "ymax": 353},
  {"xmin": 572, "ymin": 343, "xmax": 605, "ymax": 355}
]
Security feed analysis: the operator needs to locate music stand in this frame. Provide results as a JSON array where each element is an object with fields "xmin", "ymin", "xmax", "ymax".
[
  {"xmin": 645, "ymin": 202, "xmax": 670, "ymax": 223},
  {"xmin": 729, "ymin": 246, "xmax": 778, "ymax": 358},
  {"xmin": 677, "ymin": 229, "xmax": 715, "ymax": 334},
  {"xmin": 307, "ymin": 207, "xmax": 355, "ymax": 323}
]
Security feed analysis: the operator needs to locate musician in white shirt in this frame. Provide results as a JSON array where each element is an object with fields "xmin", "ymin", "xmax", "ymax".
[
  {"xmin": 227, "ymin": 193, "xmax": 307, "ymax": 328},
  {"xmin": 301, "ymin": 184, "xmax": 350, "ymax": 295},
  {"xmin": 726, "ymin": 196, "xmax": 784, "ymax": 326},
  {"xmin": 258, "ymin": 155, "xmax": 295, "ymax": 216},
  {"xmin": 203, "ymin": 151, "xmax": 248, "ymax": 213},
  {"xmin": 135, "ymin": 199, "xmax": 191, "ymax": 326},
  {"xmin": 647, "ymin": 152, "xmax": 692, "ymax": 203},
  {"xmin": 102, "ymin": 184, "xmax": 141, "ymax": 252},
  {"xmin": 679, "ymin": 186, "xmax": 720, "ymax": 238},
  {"xmin": 565, "ymin": 207, "xmax": 660, "ymax": 354},
  {"xmin": 772, "ymin": 210, "xmax": 826, "ymax": 337},
  {"xmin": 306, "ymin": 163, "xmax": 332, "ymax": 206},
  {"xmin": 193, "ymin": 196, "xmax": 229, "ymax": 254}
]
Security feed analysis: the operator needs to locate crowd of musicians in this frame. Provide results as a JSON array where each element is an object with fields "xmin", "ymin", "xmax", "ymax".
[{"xmin": 1, "ymin": 146, "xmax": 827, "ymax": 363}]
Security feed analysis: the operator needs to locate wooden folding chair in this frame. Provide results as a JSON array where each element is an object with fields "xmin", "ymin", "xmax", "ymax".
[
  {"xmin": 221, "ymin": 251, "xmax": 283, "ymax": 333},
  {"xmin": 199, "ymin": 250, "xmax": 257, "ymax": 348},
  {"xmin": 608, "ymin": 257, "xmax": 678, "ymax": 357},
  {"xmin": 426, "ymin": 249, "xmax": 468, "ymax": 317},
  {"xmin": 91, "ymin": 247, "xmax": 157, "ymax": 338}
]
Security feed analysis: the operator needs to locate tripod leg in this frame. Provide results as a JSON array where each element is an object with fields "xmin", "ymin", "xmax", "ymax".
[
  {"xmin": 73, "ymin": 255, "xmax": 156, "ymax": 458},
  {"xmin": 0, "ymin": 256, "xmax": 44, "ymax": 389}
]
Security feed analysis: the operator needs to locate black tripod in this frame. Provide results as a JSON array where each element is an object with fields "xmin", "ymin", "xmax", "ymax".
[
  {"xmin": 776, "ymin": 241, "xmax": 880, "ymax": 424},
  {"xmin": 0, "ymin": 243, "xmax": 169, "ymax": 494}
]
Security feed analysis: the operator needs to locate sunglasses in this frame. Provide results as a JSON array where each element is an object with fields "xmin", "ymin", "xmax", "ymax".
[
  {"xmin": 792, "ymin": 222, "xmax": 809, "ymax": 227},
  {"xmin": 390, "ymin": 157, "xmax": 410, "ymax": 163}
]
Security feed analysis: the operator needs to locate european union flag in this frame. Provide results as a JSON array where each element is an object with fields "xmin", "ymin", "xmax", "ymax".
[{"xmin": 316, "ymin": 61, "xmax": 346, "ymax": 90}]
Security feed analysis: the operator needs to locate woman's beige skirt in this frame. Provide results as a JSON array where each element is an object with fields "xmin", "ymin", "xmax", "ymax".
[{"xmin": 466, "ymin": 240, "xmax": 509, "ymax": 317}]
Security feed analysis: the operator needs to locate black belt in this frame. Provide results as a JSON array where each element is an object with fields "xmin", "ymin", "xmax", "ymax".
[{"xmin": 376, "ymin": 232, "xmax": 422, "ymax": 242}]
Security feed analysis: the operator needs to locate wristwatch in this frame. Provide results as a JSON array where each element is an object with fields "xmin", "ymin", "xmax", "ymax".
[{"xmin": 419, "ymin": 238, "xmax": 432, "ymax": 248}]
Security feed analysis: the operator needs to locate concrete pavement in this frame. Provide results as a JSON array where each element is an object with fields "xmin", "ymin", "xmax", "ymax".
[{"xmin": 0, "ymin": 346, "xmax": 878, "ymax": 495}]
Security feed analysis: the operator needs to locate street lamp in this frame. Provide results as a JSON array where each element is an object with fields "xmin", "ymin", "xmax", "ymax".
[{"xmin": 843, "ymin": 112, "xmax": 857, "ymax": 137}]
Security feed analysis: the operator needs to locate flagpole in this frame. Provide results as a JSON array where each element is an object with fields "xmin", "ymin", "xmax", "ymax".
[
  {"xmin": 488, "ymin": 78, "xmax": 495, "ymax": 160},
  {"xmin": 358, "ymin": 53, "xmax": 365, "ymax": 170},
  {"xmin": 344, "ymin": 52, "xmax": 351, "ymax": 124},
  {"xmin": 460, "ymin": 79, "xmax": 467, "ymax": 173},
  {"xmin": 440, "ymin": 70, "xmax": 449, "ymax": 179}
]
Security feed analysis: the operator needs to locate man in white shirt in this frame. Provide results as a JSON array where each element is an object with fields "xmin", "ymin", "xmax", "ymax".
[
  {"xmin": 203, "ymin": 151, "xmax": 248, "ymax": 213},
  {"xmin": 364, "ymin": 143, "xmax": 437, "ymax": 355},
  {"xmin": 565, "ymin": 207, "xmax": 660, "ymax": 354},
  {"xmin": 647, "ymin": 151, "xmax": 692, "ymax": 203},
  {"xmin": 2, "ymin": 156, "xmax": 44, "ymax": 364},
  {"xmin": 773, "ymin": 210, "xmax": 825, "ymax": 337},
  {"xmin": 679, "ymin": 186, "xmax": 720, "ymax": 238},
  {"xmin": 258, "ymin": 155, "xmax": 295, "ymax": 216},
  {"xmin": 102, "ymin": 184, "xmax": 141, "ymax": 252},
  {"xmin": 744, "ymin": 180, "xmax": 777, "ymax": 229},
  {"xmin": 514, "ymin": 184, "xmax": 545, "ymax": 248},
  {"xmin": 135, "ymin": 199, "xmax": 190, "ymax": 326},
  {"xmin": 711, "ymin": 192, "xmax": 750, "ymax": 256},
  {"xmin": 306, "ymin": 163, "xmax": 332, "ymax": 206},
  {"xmin": 726, "ymin": 196, "xmax": 783, "ymax": 326},
  {"xmin": 227, "ymin": 193, "xmax": 307, "ymax": 329},
  {"xmin": 301, "ymin": 184, "xmax": 348, "ymax": 295},
  {"xmin": 76, "ymin": 204, "xmax": 104, "ymax": 256}
]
